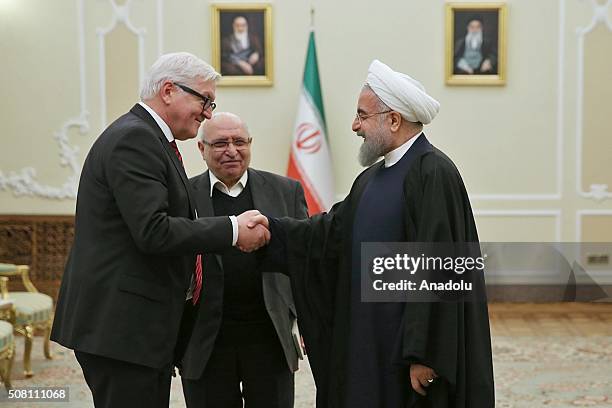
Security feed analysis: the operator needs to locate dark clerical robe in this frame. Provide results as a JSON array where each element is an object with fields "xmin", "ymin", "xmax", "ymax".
[{"xmin": 268, "ymin": 134, "xmax": 494, "ymax": 408}]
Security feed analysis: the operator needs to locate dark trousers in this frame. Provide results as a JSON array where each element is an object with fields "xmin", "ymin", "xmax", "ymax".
[
  {"xmin": 182, "ymin": 339, "xmax": 294, "ymax": 408},
  {"xmin": 75, "ymin": 350, "xmax": 172, "ymax": 408}
]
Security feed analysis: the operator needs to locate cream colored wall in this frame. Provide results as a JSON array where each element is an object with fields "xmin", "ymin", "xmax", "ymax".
[
  {"xmin": 582, "ymin": 25, "xmax": 612, "ymax": 191},
  {"xmin": 581, "ymin": 214, "xmax": 612, "ymax": 242},
  {"xmin": 1, "ymin": 0, "xmax": 612, "ymax": 245}
]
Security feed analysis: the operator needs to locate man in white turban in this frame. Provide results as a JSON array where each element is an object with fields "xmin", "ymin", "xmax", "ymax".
[{"xmin": 261, "ymin": 60, "xmax": 494, "ymax": 407}]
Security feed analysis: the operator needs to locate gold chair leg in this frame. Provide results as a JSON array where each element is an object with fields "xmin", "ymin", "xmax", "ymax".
[
  {"xmin": 43, "ymin": 321, "xmax": 53, "ymax": 360},
  {"xmin": 23, "ymin": 325, "xmax": 33, "ymax": 378},
  {"xmin": 4, "ymin": 343, "xmax": 14, "ymax": 390},
  {"xmin": 0, "ymin": 361, "xmax": 6, "ymax": 391}
]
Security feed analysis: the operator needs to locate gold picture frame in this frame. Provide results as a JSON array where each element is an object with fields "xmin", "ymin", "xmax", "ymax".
[
  {"xmin": 445, "ymin": 3, "xmax": 507, "ymax": 86},
  {"xmin": 211, "ymin": 3, "xmax": 273, "ymax": 86}
]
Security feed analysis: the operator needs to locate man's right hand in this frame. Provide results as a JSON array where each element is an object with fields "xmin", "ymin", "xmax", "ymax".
[{"xmin": 236, "ymin": 210, "xmax": 270, "ymax": 252}]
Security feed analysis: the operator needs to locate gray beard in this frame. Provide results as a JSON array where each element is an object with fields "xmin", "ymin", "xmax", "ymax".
[
  {"xmin": 465, "ymin": 31, "xmax": 483, "ymax": 50},
  {"xmin": 358, "ymin": 129, "xmax": 389, "ymax": 167},
  {"xmin": 233, "ymin": 32, "xmax": 249, "ymax": 50}
]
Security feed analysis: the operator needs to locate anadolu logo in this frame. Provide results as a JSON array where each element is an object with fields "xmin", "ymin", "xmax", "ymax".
[{"xmin": 295, "ymin": 122, "xmax": 322, "ymax": 154}]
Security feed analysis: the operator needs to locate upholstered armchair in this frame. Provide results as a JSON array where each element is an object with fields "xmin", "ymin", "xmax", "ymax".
[
  {"xmin": 0, "ymin": 263, "xmax": 53, "ymax": 377},
  {"xmin": 0, "ymin": 277, "xmax": 16, "ymax": 390}
]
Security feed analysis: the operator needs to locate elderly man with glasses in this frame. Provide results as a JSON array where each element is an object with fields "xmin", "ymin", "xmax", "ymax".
[
  {"xmin": 51, "ymin": 53, "xmax": 270, "ymax": 408},
  {"xmin": 179, "ymin": 112, "xmax": 308, "ymax": 408}
]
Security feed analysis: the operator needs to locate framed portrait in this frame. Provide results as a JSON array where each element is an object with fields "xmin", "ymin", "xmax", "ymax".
[
  {"xmin": 211, "ymin": 4, "xmax": 273, "ymax": 86},
  {"xmin": 445, "ymin": 3, "xmax": 507, "ymax": 85}
]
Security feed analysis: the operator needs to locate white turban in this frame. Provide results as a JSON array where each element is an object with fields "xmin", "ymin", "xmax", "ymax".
[{"xmin": 366, "ymin": 60, "xmax": 440, "ymax": 125}]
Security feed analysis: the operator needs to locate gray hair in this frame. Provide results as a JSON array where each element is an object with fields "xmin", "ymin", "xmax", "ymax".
[
  {"xmin": 140, "ymin": 52, "xmax": 220, "ymax": 100},
  {"xmin": 199, "ymin": 112, "xmax": 250, "ymax": 142}
]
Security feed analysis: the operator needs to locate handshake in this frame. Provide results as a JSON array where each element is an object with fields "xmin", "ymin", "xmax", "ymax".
[{"xmin": 236, "ymin": 210, "xmax": 271, "ymax": 252}]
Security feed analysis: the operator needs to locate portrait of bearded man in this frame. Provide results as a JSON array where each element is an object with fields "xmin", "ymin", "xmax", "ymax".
[
  {"xmin": 220, "ymin": 14, "xmax": 265, "ymax": 76},
  {"xmin": 453, "ymin": 14, "xmax": 498, "ymax": 75}
]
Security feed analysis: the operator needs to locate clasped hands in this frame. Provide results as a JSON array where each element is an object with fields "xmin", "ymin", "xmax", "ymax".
[{"xmin": 236, "ymin": 210, "xmax": 270, "ymax": 252}]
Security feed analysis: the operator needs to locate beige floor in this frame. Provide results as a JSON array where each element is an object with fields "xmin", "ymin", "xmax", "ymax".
[
  {"xmin": 489, "ymin": 302, "xmax": 612, "ymax": 336},
  {"xmin": 2, "ymin": 303, "xmax": 611, "ymax": 407}
]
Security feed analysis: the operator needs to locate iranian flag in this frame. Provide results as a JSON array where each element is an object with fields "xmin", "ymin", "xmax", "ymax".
[{"xmin": 287, "ymin": 30, "xmax": 335, "ymax": 215}]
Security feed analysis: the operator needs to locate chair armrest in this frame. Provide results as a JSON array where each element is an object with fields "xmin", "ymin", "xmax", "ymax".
[
  {"xmin": 0, "ymin": 264, "xmax": 38, "ymax": 293},
  {"xmin": 0, "ymin": 276, "xmax": 8, "ymax": 300},
  {"xmin": 0, "ymin": 263, "xmax": 20, "ymax": 277},
  {"xmin": 17, "ymin": 265, "xmax": 38, "ymax": 293}
]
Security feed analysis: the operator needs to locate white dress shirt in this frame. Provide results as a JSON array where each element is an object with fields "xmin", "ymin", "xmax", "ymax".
[{"xmin": 209, "ymin": 170, "xmax": 249, "ymax": 198}]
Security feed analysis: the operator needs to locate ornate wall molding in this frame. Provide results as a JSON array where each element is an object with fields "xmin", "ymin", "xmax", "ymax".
[
  {"xmin": 575, "ymin": 0, "xmax": 612, "ymax": 202},
  {"xmin": 575, "ymin": 209, "xmax": 612, "ymax": 241},
  {"xmin": 474, "ymin": 210, "xmax": 562, "ymax": 242},
  {"xmin": 97, "ymin": 0, "xmax": 147, "ymax": 128},
  {"xmin": 0, "ymin": 0, "xmax": 167, "ymax": 201},
  {"xmin": 0, "ymin": 0, "xmax": 90, "ymax": 200},
  {"xmin": 96, "ymin": 0, "xmax": 167, "ymax": 140}
]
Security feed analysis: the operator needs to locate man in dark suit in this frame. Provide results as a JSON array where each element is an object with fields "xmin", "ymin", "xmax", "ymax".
[
  {"xmin": 50, "ymin": 52, "xmax": 270, "ymax": 408},
  {"xmin": 180, "ymin": 112, "xmax": 308, "ymax": 408}
]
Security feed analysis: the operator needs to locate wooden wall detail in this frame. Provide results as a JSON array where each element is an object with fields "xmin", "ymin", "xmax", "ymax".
[{"xmin": 0, "ymin": 215, "xmax": 74, "ymax": 300}]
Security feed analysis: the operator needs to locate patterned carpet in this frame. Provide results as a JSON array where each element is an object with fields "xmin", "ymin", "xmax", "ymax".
[{"xmin": 1, "ymin": 336, "xmax": 611, "ymax": 407}]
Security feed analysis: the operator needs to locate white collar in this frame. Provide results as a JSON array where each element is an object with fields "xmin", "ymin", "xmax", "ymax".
[
  {"xmin": 209, "ymin": 169, "xmax": 249, "ymax": 197},
  {"xmin": 138, "ymin": 101, "xmax": 174, "ymax": 143},
  {"xmin": 384, "ymin": 132, "xmax": 423, "ymax": 168}
]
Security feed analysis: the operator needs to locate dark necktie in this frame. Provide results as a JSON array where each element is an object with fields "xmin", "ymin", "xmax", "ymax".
[
  {"xmin": 168, "ymin": 139, "xmax": 203, "ymax": 304},
  {"xmin": 169, "ymin": 140, "xmax": 183, "ymax": 164}
]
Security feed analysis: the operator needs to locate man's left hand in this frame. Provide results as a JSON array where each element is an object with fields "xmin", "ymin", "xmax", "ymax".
[{"xmin": 410, "ymin": 364, "xmax": 438, "ymax": 396}]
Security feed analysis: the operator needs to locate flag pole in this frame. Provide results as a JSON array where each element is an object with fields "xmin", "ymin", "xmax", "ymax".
[
  {"xmin": 310, "ymin": 5, "xmax": 315, "ymax": 29},
  {"xmin": 286, "ymin": 5, "xmax": 334, "ymax": 214}
]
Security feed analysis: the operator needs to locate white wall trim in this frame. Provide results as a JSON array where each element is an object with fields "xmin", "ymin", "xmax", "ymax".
[
  {"xmin": 0, "ymin": 0, "xmax": 90, "ymax": 200},
  {"xmin": 470, "ymin": 193, "xmax": 561, "ymax": 201},
  {"xmin": 575, "ymin": 0, "xmax": 612, "ymax": 202},
  {"xmin": 573, "ymin": 210, "xmax": 612, "ymax": 284},
  {"xmin": 96, "ymin": 0, "xmax": 147, "ymax": 128},
  {"xmin": 575, "ymin": 209, "xmax": 612, "ymax": 241},
  {"xmin": 474, "ymin": 209, "xmax": 562, "ymax": 242}
]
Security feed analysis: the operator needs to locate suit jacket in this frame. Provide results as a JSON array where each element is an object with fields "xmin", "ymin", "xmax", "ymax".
[
  {"xmin": 51, "ymin": 104, "xmax": 234, "ymax": 369},
  {"xmin": 179, "ymin": 168, "xmax": 308, "ymax": 379}
]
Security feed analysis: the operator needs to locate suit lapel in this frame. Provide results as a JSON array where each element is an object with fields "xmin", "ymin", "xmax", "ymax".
[
  {"xmin": 130, "ymin": 104, "xmax": 198, "ymax": 218},
  {"xmin": 192, "ymin": 170, "xmax": 215, "ymax": 217},
  {"xmin": 248, "ymin": 169, "xmax": 276, "ymax": 216},
  {"xmin": 162, "ymin": 142, "xmax": 198, "ymax": 217},
  {"xmin": 192, "ymin": 171, "xmax": 224, "ymax": 270}
]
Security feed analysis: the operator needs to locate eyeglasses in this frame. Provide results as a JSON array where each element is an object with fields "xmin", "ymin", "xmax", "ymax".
[
  {"xmin": 202, "ymin": 138, "xmax": 252, "ymax": 152},
  {"xmin": 355, "ymin": 110, "xmax": 393, "ymax": 126},
  {"xmin": 174, "ymin": 83, "xmax": 216, "ymax": 112}
]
